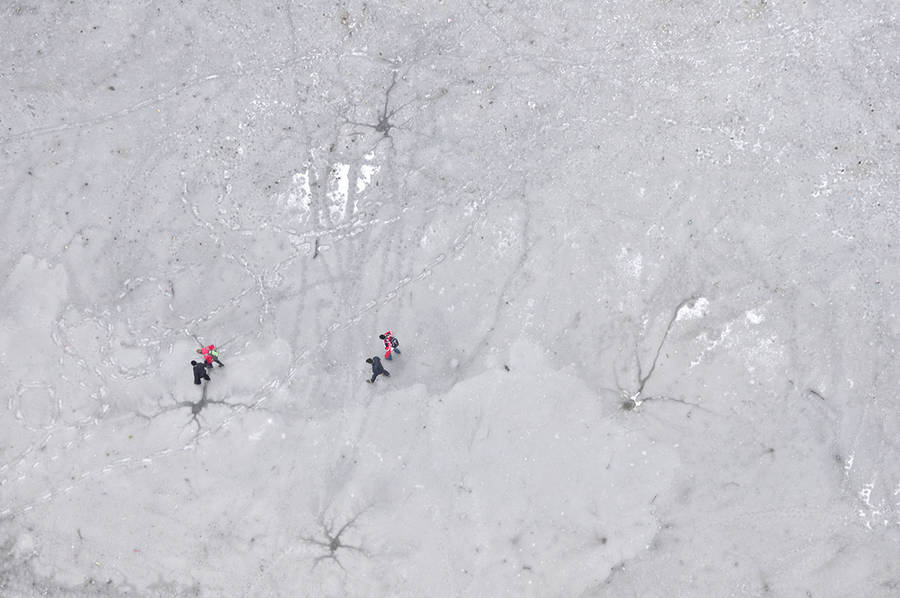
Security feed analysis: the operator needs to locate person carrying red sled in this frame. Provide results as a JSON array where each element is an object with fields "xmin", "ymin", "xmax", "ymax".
[
  {"xmin": 379, "ymin": 330, "xmax": 401, "ymax": 360},
  {"xmin": 196, "ymin": 344, "xmax": 224, "ymax": 367}
]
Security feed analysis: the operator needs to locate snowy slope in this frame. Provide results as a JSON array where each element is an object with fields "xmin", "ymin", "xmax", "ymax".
[{"xmin": 1, "ymin": 0, "xmax": 898, "ymax": 596}]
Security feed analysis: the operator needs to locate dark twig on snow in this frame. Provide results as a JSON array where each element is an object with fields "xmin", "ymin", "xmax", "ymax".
[
  {"xmin": 340, "ymin": 67, "xmax": 422, "ymax": 148},
  {"xmin": 137, "ymin": 381, "xmax": 261, "ymax": 436},
  {"xmin": 616, "ymin": 296, "xmax": 702, "ymax": 411},
  {"xmin": 807, "ymin": 388, "xmax": 826, "ymax": 401},
  {"xmin": 299, "ymin": 507, "xmax": 371, "ymax": 571},
  {"xmin": 634, "ymin": 296, "xmax": 697, "ymax": 398}
]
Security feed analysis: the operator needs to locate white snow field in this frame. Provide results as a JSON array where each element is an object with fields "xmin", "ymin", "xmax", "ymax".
[{"xmin": 1, "ymin": 1, "xmax": 898, "ymax": 596}]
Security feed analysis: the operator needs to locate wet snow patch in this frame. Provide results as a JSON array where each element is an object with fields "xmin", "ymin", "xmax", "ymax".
[
  {"xmin": 676, "ymin": 297, "xmax": 709, "ymax": 321},
  {"xmin": 745, "ymin": 309, "xmax": 764, "ymax": 325}
]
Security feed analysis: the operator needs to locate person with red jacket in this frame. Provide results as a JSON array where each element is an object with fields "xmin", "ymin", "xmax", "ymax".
[
  {"xmin": 379, "ymin": 330, "xmax": 401, "ymax": 360},
  {"xmin": 196, "ymin": 344, "xmax": 224, "ymax": 367}
]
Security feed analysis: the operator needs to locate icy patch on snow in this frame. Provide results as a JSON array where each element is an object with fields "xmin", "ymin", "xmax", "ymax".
[
  {"xmin": 356, "ymin": 164, "xmax": 379, "ymax": 194},
  {"xmin": 327, "ymin": 163, "xmax": 350, "ymax": 223},
  {"xmin": 616, "ymin": 247, "xmax": 643, "ymax": 278},
  {"xmin": 676, "ymin": 297, "xmax": 709, "ymax": 321},
  {"xmin": 854, "ymin": 476, "xmax": 900, "ymax": 529},
  {"xmin": 288, "ymin": 169, "xmax": 312, "ymax": 211},
  {"xmin": 687, "ymin": 305, "xmax": 783, "ymax": 378},
  {"xmin": 275, "ymin": 166, "xmax": 312, "ymax": 220},
  {"xmin": 743, "ymin": 335, "xmax": 782, "ymax": 373},
  {"xmin": 273, "ymin": 166, "xmax": 314, "ymax": 222},
  {"xmin": 745, "ymin": 309, "xmax": 764, "ymax": 325},
  {"xmin": 690, "ymin": 322, "xmax": 732, "ymax": 369}
]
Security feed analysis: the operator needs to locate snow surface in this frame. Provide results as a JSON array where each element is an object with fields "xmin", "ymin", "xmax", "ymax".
[{"xmin": 1, "ymin": 0, "xmax": 898, "ymax": 596}]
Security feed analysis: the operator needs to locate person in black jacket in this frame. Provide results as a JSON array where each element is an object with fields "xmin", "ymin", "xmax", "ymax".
[
  {"xmin": 191, "ymin": 360, "xmax": 211, "ymax": 385},
  {"xmin": 365, "ymin": 356, "xmax": 390, "ymax": 383}
]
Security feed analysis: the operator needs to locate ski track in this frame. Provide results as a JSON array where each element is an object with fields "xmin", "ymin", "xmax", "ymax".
[{"xmin": 0, "ymin": 50, "xmax": 328, "ymax": 148}]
